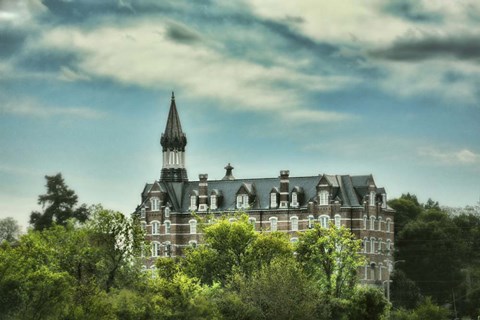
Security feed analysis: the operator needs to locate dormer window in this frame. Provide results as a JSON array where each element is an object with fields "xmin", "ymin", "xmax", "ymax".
[
  {"xmin": 210, "ymin": 195, "xmax": 217, "ymax": 210},
  {"xmin": 382, "ymin": 193, "xmax": 387, "ymax": 209},
  {"xmin": 151, "ymin": 197, "xmax": 160, "ymax": 211},
  {"xmin": 291, "ymin": 192, "xmax": 298, "ymax": 207},
  {"xmin": 319, "ymin": 190, "xmax": 329, "ymax": 206},
  {"xmin": 236, "ymin": 194, "xmax": 249, "ymax": 209},
  {"xmin": 270, "ymin": 193, "xmax": 277, "ymax": 208},
  {"xmin": 189, "ymin": 192, "xmax": 198, "ymax": 211}
]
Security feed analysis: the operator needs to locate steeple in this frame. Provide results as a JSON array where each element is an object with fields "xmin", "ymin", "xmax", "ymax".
[
  {"xmin": 160, "ymin": 92, "xmax": 188, "ymax": 182},
  {"xmin": 160, "ymin": 92, "xmax": 187, "ymax": 152}
]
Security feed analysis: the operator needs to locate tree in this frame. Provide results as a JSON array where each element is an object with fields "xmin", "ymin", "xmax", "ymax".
[
  {"xmin": 295, "ymin": 223, "xmax": 364, "ymax": 299},
  {"xmin": 0, "ymin": 217, "xmax": 20, "ymax": 243},
  {"xmin": 348, "ymin": 286, "xmax": 391, "ymax": 320},
  {"xmin": 30, "ymin": 173, "xmax": 89, "ymax": 230},
  {"xmin": 388, "ymin": 194, "xmax": 423, "ymax": 236}
]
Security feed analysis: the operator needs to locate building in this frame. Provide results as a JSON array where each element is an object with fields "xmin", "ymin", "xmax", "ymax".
[{"xmin": 136, "ymin": 93, "xmax": 395, "ymax": 284}]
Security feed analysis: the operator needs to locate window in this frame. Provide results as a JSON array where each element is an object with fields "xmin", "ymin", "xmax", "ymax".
[
  {"xmin": 370, "ymin": 216, "xmax": 375, "ymax": 230},
  {"xmin": 210, "ymin": 195, "xmax": 217, "ymax": 210},
  {"xmin": 269, "ymin": 217, "xmax": 278, "ymax": 231},
  {"xmin": 386, "ymin": 219, "xmax": 391, "ymax": 233},
  {"xmin": 370, "ymin": 191, "xmax": 376, "ymax": 206},
  {"xmin": 151, "ymin": 221, "xmax": 160, "ymax": 235},
  {"xmin": 308, "ymin": 215, "xmax": 315, "ymax": 229},
  {"xmin": 270, "ymin": 193, "xmax": 277, "ymax": 208},
  {"xmin": 378, "ymin": 263, "xmax": 383, "ymax": 281},
  {"xmin": 291, "ymin": 192, "xmax": 298, "ymax": 207},
  {"xmin": 164, "ymin": 220, "xmax": 171, "ymax": 235},
  {"xmin": 164, "ymin": 241, "xmax": 171, "ymax": 257},
  {"xmin": 140, "ymin": 207, "xmax": 146, "ymax": 218},
  {"xmin": 363, "ymin": 216, "xmax": 367, "ymax": 230},
  {"xmin": 364, "ymin": 264, "xmax": 369, "ymax": 280},
  {"xmin": 237, "ymin": 194, "xmax": 250, "ymax": 209},
  {"xmin": 363, "ymin": 237, "xmax": 369, "ymax": 253},
  {"xmin": 152, "ymin": 242, "xmax": 161, "ymax": 257},
  {"xmin": 370, "ymin": 263, "xmax": 376, "ymax": 281},
  {"xmin": 378, "ymin": 216, "xmax": 383, "ymax": 231},
  {"xmin": 319, "ymin": 215, "xmax": 329, "ymax": 228},
  {"xmin": 382, "ymin": 193, "xmax": 387, "ymax": 209},
  {"xmin": 189, "ymin": 219, "xmax": 197, "ymax": 234},
  {"xmin": 386, "ymin": 239, "xmax": 391, "ymax": 252},
  {"xmin": 141, "ymin": 221, "xmax": 146, "ymax": 232},
  {"xmin": 151, "ymin": 197, "xmax": 160, "ymax": 211},
  {"xmin": 319, "ymin": 190, "xmax": 329, "ymax": 205},
  {"xmin": 164, "ymin": 206, "xmax": 170, "ymax": 217},
  {"xmin": 370, "ymin": 238, "xmax": 376, "ymax": 254},
  {"xmin": 290, "ymin": 216, "xmax": 298, "ymax": 231},
  {"xmin": 290, "ymin": 237, "xmax": 298, "ymax": 243},
  {"xmin": 249, "ymin": 217, "xmax": 256, "ymax": 229},
  {"xmin": 378, "ymin": 239, "xmax": 382, "ymax": 252},
  {"xmin": 334, "ymin": 214, "xmax": 341, "ymax": 228},
  {"xmin": 190, "ymin": 195, "xmax": 197, "ymax": 210}
]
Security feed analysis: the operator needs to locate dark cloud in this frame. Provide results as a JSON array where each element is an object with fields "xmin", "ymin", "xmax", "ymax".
[
  {"xmin": 0, "ymin": 27, "xmax": 29, "ymax": 58},
  {"xmin": 165, "ymin": 21, "xmax": 202, "ymax": 44},
  {"xmin": 382, "ymin": 0, "xmax": 442, "ymax": 23},
  {"xmin": 15, "ymin": 49, "xmax": 82, "ymax": 73},
  {"xmin": 370, "ymin": 34, "xmax": 480, "ymax": 61}
]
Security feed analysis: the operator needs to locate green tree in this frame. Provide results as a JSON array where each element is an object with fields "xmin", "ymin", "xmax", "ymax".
[
  {"xmin": 348, "ymin": 286, "xmax": 390, "ymax": 320},
  {"xmin": 388, "ymin": 193, "xmax": 423, "ymax": 236},
  {"xmin": 30, "ymin": 173, "xmax": 89, "ymax": 230},
  {"xmin": 295, "ymin": 223, "xmax": 364, "ymax": 299},
  {"xmin": 0, "ymin": 217, "xmax": 20, "ymax": 243}
]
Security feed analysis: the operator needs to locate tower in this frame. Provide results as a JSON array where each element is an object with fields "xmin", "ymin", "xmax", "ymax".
[{"xmin": 160, "ymin": 92, "xmax": 188, "ymax": 182}]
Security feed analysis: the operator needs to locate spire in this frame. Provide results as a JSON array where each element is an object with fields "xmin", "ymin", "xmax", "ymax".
[
  {"xmin": 160, "ymin": 91, "xmax": 187, "ymax": 152},
  {"xmin": 222, "ymin": 163, "xmax": 235, "ymax": 180}
]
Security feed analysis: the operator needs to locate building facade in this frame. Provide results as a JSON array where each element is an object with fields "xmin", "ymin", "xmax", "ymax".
[{"xmin": 136, "ymin": 93, "xmax": 395, "ymax": 285}]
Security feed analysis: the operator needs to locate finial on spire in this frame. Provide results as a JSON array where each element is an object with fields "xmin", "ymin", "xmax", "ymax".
[{"xmin": 171, "ymin": 91, "xmax": 175, "ymax": 100}]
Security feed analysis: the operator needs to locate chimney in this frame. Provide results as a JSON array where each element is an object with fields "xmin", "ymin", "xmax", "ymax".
[
  {"xmin": 198, "ymin": 174, "xmax": 208, "ymax": 212},
  {"xmin": 279, "ymin": 170, "xmax": 289, "ymax": 208}
]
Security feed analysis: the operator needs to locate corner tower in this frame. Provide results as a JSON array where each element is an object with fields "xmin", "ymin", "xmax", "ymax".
[{"xmin": 160, "ymin": 92, "xmax": 188, "ymax": 182}]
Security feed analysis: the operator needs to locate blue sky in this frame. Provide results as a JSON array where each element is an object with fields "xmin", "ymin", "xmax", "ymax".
[{"xmin": 1, "ymin": 0, "xmax": 479, "ymax": 229}]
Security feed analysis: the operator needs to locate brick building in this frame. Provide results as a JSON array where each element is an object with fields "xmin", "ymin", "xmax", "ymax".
[{"xmin": 136, "ymin": 93, "xmax": 395, "ymax": 284}]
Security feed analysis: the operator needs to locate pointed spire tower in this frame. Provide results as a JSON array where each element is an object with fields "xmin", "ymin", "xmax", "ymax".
[{"xmin": 160, "ymin": 92, "xmax": 188, "ymax": 182}]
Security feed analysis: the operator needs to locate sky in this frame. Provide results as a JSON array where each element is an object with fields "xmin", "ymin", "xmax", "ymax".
[{"xmin": 1, "ymin": 0, "xmax": 479, "ymax": 230}]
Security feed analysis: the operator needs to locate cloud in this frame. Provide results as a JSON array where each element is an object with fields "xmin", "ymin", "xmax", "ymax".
[
  {"xmin": 382, "ymin": 0, "xmax": 443, "ymax": 22},
  {"xmin": 418, "ymin": 147, "xmax": 480, "ymax": 165},
  {"xmin": 370, "ymin": 33, "xmax": 480, "ymax": 61},
  {"xmin": 280, "ymin": 108, "xmax": 356, "ymax": 123},
  {"xmin": 0, "ymin": 98, "xmax": 105, "ymax": 119},
  {"xmin": 165, "ymin": 20, "xmax": 202, "ymax": 43}
]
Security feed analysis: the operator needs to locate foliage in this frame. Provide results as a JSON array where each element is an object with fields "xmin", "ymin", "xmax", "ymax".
[
  {"xmin": 30, "ymin": 173, "xmax": 89, "ymax": 230},
  {"xmin": 295, "ymin": 223, "xmax": 364, "ymax": 298},
  {"xmin": 391, "ymin": 297, "xmax": 450, "ymax": 320},
  {"xmin": 348, "ymin": 286, "xmax": 391, "ymax": 320},
  {"xmin": 0, "ymin": 217, "xmax": 20, "ymax": 243}
]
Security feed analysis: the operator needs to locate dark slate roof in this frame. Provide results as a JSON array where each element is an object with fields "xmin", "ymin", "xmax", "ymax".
[{"xmin": 160, "ymin": 92, "xmax": 187, "ymax": 151}]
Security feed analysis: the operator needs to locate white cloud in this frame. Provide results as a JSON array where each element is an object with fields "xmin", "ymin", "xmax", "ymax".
[
  {"xmin": 418, "ymin": 147, "xmax": 480, "ymax": 165},
  {"xmin": 281, "ymin": 108, "xmax": 356, "ymax": 123},
  {"xmin": 35, "ymin": 21, "xmax": 356, "ymax": 123},
  {"xmin": 0, "ymin": 98, "xmax": 105, "ymax": 119}
]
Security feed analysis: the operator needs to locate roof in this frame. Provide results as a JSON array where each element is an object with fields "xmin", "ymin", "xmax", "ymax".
[{"xmin": 160, "ymin": 92, "xmax": 187, "ymax": 151}]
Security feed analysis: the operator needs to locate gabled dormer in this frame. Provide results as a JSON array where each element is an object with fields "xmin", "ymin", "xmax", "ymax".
[
  {"xmin": 270, "ymin": 187, "xmax": 279, "ymax": 208},
  {"xmin": 290, "ymin": 186, "xmax": 304, "ymax": 208},
  {"xmin": 236, "ymin": 183, "xmax": 256, "ymax": 209},
  {"xmin": 210, "ymin": 189, "xmax": 223, "ymax": 210},
  {"xmin": 189, "ymin": 190, "xmax": 199, "ymax": 211},
  {"xmin": 317, "ymin": 175, "xmax": 332, "ymax": 206}
]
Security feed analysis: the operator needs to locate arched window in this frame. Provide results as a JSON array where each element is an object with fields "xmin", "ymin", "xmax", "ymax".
[
  {"xmin": 370, "ymin": 216, "xmax": 375, "ymax": 230},
  {"xmin": 210, "ymin": 195, "xmax": 217, "ymax": 210},
  {"xmin": 189, "ymin": 219, "xmax": 197, "ymax": 234},
  {"xmin": 370, "ymin": 237, "xmax": 376, "ymax": 254},
  {"xmin": 189, "ymin": 195, "xmax": 197, "ymax": 211},
  {"xmin": 379, "ymin": 263, "xmax": 383, "ymax": 281},
  {"xmin": 334, "ymin": 214, "xmax": 341, "ymax": 228},
  {"xmin": 386, "ymin": 219, "xmax": 392, "ymax": 233},
  {"xmin": 363, "ymin": 237, "xmax": 369, "ymax": 253},
  {"xmin": 151, "ymin": 197, "xmax": 160, "ymax": 211},
  {"xmin": 319, "ymin": 190, "xmax": 329, "ymax": 205},
  {"xmin": 378, "ymin": 216, "xmax": 383, "ymax": 231},
  {"xmin": 164, "ymin": 220, "xmax": 171, "ymax": 235},
  {"xmin": 363, "ymin": 215, "xmax": 368, "ymax": 230},
  {"xmin": 290, "ymin": 216, "xmax": 299, "ymax": 231},
  {"xmin": 370, "ymin": 191, "xmax": 376, "ymax": 206},
  {"xmin": 308, "ymin": 215, "xmax": 315, "ymax": 229},
  {"xmin": 319, "ymin": 215, "xmax": 329, "ymax": 228},
  {"xmin": 290, "ymin": 237, "xmax": 298, "ymax": 243},
  {"xmin": 378, "ymin": 238, "xmax": 383, "ymax": 253},
  {"xmin": 151, "ymin": 221, "xmax": 160, "ymax": 235},
  {"xmin": 386, "ymin": 239, "xmax": 392, "ymax": 252},
  {"xmin": 164, "ymin": 241, "xmax": 171, "ymax": 257},
  {"xmin": 152, "ymin": 242, "xmax": 161, "ymax": 257},
  {"xmin": 269, "ymin": 217, "xmax": 278, "ymax": 232}
]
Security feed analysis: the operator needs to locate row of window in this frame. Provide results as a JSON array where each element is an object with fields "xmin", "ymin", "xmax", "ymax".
[
  {"xmin": 363, "ymin": 216, "xmax": 392, "ymax": 232},
  {"xmin": 362, "ymin": 237, "xmax": 393, "ymax": 254},
  {"xmin": 143, "ymin": 219, "xmax": 197, "ymax": 235}
]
